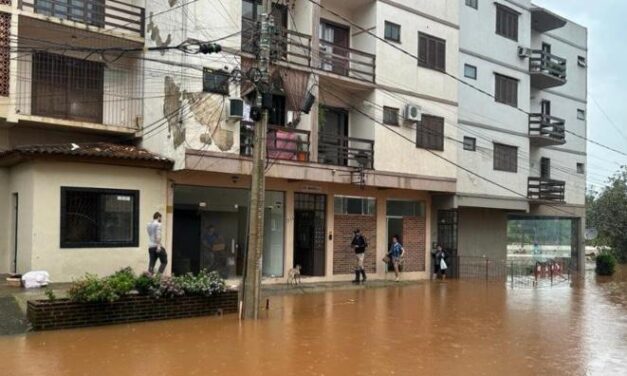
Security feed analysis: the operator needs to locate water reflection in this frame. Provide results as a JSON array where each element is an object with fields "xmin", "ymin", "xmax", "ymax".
[{"xmin": 1, "ymin": 266, "xmax": 625, "ymax": 376}]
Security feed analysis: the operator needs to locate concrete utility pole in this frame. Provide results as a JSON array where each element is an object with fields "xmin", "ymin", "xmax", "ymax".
[{"xmin": 241, "ymin": 0, "xmax": 273, "ymax": 320}]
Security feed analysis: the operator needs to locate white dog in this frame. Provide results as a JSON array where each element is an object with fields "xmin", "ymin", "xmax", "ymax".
[{"xmin": 287, "ymin": 265, "xmax": 302, "ymax": 286}]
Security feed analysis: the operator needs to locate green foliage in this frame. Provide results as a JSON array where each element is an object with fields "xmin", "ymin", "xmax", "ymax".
[
  {"xmin": 596, "ymin": 253, "xmax": 617, "ymax": 276},
  {"xmin": 153, "ymin": 276, "xmax": 184, "ymax": 299},
  {"xmin": 135, "ymin": 272, "xmax": 160, "ymax": 296},
  {"xmin": 68, "ymin": 274, "xmax": 120, "ymax": 303},
  {"xmin": 44, "ymin": 288, "xmax": 57, "ymax": 301},
  {"xmin": 108, "ymin": 267, "xmax": 136, "ymax": 296},
  {"xmin": 587, "ymin": 167, "xmax": 627, "ymax": 263},
  {"xmin": 175, "ymin": 270, "xmax": 226, "ymax": 297}
]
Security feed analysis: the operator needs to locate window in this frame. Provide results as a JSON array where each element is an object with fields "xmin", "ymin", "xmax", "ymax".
[
  {"xmin": 32, "ymin": 52, "xmax": 104, "ymax": 123},
  {"xmin": 416, "ymin": 115, "xmax": 444, "ymax": 151},
  {"xmin": 418, "ymin": 32, "xmax": 446, "ymax": 71},
  {"xmin": 386, "ymin": 200, "xmax": 425, "ymax": 217},
  {"xmin": 383, "ymin": 106, "xmax": 399, "ymax": 126},
  {"xmin": 269, "ymin": 94, "xmax": 286, "ymax": 126},
  {"xmin": 577, "ymin": 55, "xmax": 587, "ymax": 67},
  {"xmin": 61, "ymin": 188, "xmax": 139, "ymax": 248},
  {"xmin": 384, "ymin": 21, "xmax": 401, "ymax": 43},
  {"xmin": 495, "ymin": 73, "xmax": 518, "ymax": 107},
  {"xmin": 496, "ymin": 3, "xmax": 519, "ymax": 41},
  {"xmin": 463, "ymin": 136, "xmax": 476, "ymax": 151},
  {"xmin": 577, "ymin": 109, "xmax": 586, "ymax": 120},
  {"xmin": 35, "ymin": 0, "xmax": 105, "ymax": 28},
  {"xmin": 334, "ymin": 196, "xmax": 376, "ymax": 215},
  {"xmin": 540, "ymin": 157, "xmax": 551, "ymax": 179},
  {"xmin": 493, "ymin": 143, "xmax": 518, "ymax": 172},
  {"xmin": 464, "ymin": 64, "xmax": 477, "ymax": 79},
  {"xmin": 465, "ymin": 0, "xmax": 478, "ymax": 9},
  {"xmin": 203, "ymin": 68, "xmax": 230, "ymax": 95},
  {"xmin": 577, "ymin": 163, "xmax": 585, "ymax": 174}
]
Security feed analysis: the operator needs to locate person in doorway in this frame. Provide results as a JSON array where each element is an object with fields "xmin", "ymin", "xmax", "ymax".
[
  {"xmin": 202, "ymin": 225, "xmax": 226, "ymax": 275},
  {"xmin": 147, "ymin": 212, "xmax": 167, "ymax": 274},
  {"xmin": 433, "ymin": 244, "xmax": 448, "ymax": 280},
  {"xmin": 388, "ymin": 235, "xmax": 405, "ymax": 282},
  {"xmin": 351, "ymin": 229, "xmax": 368, "ymax": 284}
]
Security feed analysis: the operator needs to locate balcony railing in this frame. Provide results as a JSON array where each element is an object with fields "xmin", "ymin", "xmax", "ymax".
[
  {"xmin": 241, "ymin": 19, "xmax": 375, "ymax": 83},
  {"xmin": 529, "ymin": 113, "xmax": 566, "ymax": 146},
  {"xmin": 318, "ymin": 40, "xmax": 376, "ymax": 83},
  {"xmin": 528, "ymin": 177, "xmax": 565, "ymax": 202},
  {"xmin": 240, "ymin": 122, "xmax": 311, "ymax": 162},
  {"xmin": 19, "ymin": 0, "xmax": 145, "ymax": 38},
  {"xmin": 529, "ymin": 50, "xmax": 566, "ymax": 89},
  {"xmin": 318, "ymin": 134, "xmax": 374, "ymax": 169}
]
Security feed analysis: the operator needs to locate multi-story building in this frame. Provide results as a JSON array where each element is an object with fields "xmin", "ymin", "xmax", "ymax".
[
  {"xmin": 453, "ymin": 0, "xmax": 587, "ymax": 271},
  {"xmin": 0, "ymin": 0, "xmax": 587, "ymax": 282}
]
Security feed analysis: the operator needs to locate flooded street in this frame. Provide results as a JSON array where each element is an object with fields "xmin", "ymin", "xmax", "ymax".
[{"xmin": 1, "ymin": 266, "xmax": 626, "ymax": 376}]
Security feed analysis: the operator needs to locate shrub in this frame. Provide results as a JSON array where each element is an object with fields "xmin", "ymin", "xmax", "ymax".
[
  {"xmin": 135, "ymin": 272, "xmax": 160, "ymax": 296},
  {"xmin": 175, "ymin": 270, "xmax": 226, "ymax": 297},
  {"xmin": 153, "ymin": 276, "xmax": 184, "ymax": 299},
  {"xmin": 68, "ymin": 274, "xmax": 119, "ymax": 303},
  {"xmin": 596, "ymin": 253, "xmax": 617, "ymax": 276},
  {"xmin": 44, "ymin": 288, "xmax": 57, "ymax": 301},
  {"xmin": 108, "ymin": 267, "xmax": 136, "ymax": 296}
]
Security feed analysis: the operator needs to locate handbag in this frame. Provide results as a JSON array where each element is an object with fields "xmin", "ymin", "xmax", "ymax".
[
  {"xmin": 440, "ymin": 258, "xmax": 448, "ymax": 270},
  {"xmin": 382, "ymin": 255, "xmax": 391, "ymax": 264}
]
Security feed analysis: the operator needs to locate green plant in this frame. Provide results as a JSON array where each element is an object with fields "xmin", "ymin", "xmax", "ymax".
[
  {"xmin": 153, "ymin": 276, "xmax": 184, "ymax": 299},
  {"xmin": 44, "ymin": 288, "xmax": 57, "ymax": 301},
  {"xmin": 175, "ymin": 270, "xmax": 226, "ymax": 297},
  {"xmin": 67, "ymin": 274, "xmax": 119, "ymax": 303},
  {"xmin": 135, "ymin": 272, "xmax": 160, "ymax": 296},
  {"xmin": 108, "ymin": 267, "xmax": 136, "ymax": 296},
  {"xmin": 596, "ymin": 253, "xmax": 617, "ymax": 276}
]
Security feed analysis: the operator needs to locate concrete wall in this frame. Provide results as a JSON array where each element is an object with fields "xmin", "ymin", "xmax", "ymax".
[
  {"xmin": 457, "ymin": 207, "xmax": 508, "ymax": 261},
  {"xmin": 0, "ymin": 167, "xmax": 9, "ymax": 272},
  {"xmin": 13, "ymin": 161, "xmax": 168, "ymax": 281}
]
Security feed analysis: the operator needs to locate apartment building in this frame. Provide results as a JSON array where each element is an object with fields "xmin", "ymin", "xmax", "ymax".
[
  {"xmin": 452, "ymin": 0, "xmax": 587, "ymax": 271},
  {"xmin": 0, "ymin": 0, "xmax": 170, "ymax": 280},
  {"xmin": 0, "ymin": 0, "xmax": 587, "ymax": 282}
]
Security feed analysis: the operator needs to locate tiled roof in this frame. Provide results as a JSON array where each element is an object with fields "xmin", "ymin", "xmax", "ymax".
[{"xmin": 0, "ymin": 143, "xmax": 172, "ymax": 168}]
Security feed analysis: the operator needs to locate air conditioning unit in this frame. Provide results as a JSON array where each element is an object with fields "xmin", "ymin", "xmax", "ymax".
[
  {"xmin": 228, "ymin": 98, "xmax": 244, "ymax": 119},
  {"xmin": 404, "ymin": 104, "xmax": 422, "ymax": 123},
  {"xmin": 518, "ymin": 46, "xmax": 531, "ymax": 58}
]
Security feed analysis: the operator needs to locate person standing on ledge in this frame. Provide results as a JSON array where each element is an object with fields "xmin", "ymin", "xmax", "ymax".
[
  {"xmin": 147, "ymin": 212, "xmax": 167, "ymax": 274},
  {"xmin": 351, "ymin": 229, "xmax": 368, "ymax": 284}
]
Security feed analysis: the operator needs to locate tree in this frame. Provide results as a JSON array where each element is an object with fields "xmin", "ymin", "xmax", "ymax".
[{"xmin": 587, "ymin": 167, "xmax": 627, "ymax": 263}]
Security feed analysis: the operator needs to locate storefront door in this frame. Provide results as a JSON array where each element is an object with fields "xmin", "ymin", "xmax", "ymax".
[{"xmin": 294, "ymin": 193, "xmax": 326, "ymax": 276}]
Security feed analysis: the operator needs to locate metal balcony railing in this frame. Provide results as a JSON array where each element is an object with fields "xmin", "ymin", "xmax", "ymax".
[
  {"xmin": 19, "ymin": 0, "xmax": 145, "ymax": 37},
  {"xmin": 529, "ymin": 50, "xmax": 566, "ymax": 88},
  {"xmin": 529, "ymin": 113, "xmax": 566, "ymax": 146},
  {"xmin": 528, "ymin": 177, "xmax": 566, "ymax": 202},
  {"xmin": 318, "ymin": 40, "xmax": 376, "ymax": 83},
  {"xmin": 318, "ymin": 133, "xmax": 374, "ymax": 169},
  {"xmin": 240, "ymin": 122, "xmax": 311, "ymax": 162}
]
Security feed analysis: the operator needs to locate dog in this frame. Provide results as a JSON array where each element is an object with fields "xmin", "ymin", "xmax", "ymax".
[{"xmin": 287, "ymin": 265, "xmax": 302, "ymax": 286}]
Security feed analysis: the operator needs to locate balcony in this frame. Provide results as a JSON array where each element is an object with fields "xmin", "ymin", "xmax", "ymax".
[
  {"xmin": 529, "ymin": 113, "xmax": 566, "ymax": 146},
  {"xmin": 241, "ymin": 19, "xmax": 312, "ymax": 68},
  {"xmin": 317, "ymin": 41, "xmax": 376, "ymax": 83},
  {"xmin": 528, "ymin": 177, "xmax": 565, "ymax": 202},
  {"xmin": 531, "ymin": 7, "xmax": 567, "ymax": 33},
  {"xmin": 318, "ymin": 134, "xmax": 374, "ymax": 169},
  {"xmin": 529, "ymin": 50, "xmax": 566, "ymax": 89},
  {"xmin": 18, "ymin": 0, "xmax": 145, "ymax": 39},
  {"xmin": 240, "ymin": 122, "xmax": 311, "ymax": 162}
]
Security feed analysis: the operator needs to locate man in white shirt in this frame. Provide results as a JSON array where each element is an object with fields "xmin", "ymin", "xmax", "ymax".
[{"xmin": 147, "ymin": 212, "xmax": 167, "ymax": 274}]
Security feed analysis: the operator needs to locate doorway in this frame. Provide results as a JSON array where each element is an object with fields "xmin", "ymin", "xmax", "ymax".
[
  {"xmin": 11, "ymin": 193, "xmax": 18, "ymax": 273},
  {"xmin": 320, "ymin": 20, "xmax": 350, "ymax": 75},
  {"xmin": 437, "ymin": 209, "xmax": 458, "ymax": 277},
  {"xmin": 293, "ymin": 193, "xmax": 326, "ymax": 276},
  {"xmin": 386, "ymin": 217, "xmax": 403, "ymax": 271},
  {"xmin": 318, "ymin": 106, "xmax": 349, "ymax": 166},
  {"xmin": 540, "ymin": 157, "xmax": 551, "ymax": 179}
]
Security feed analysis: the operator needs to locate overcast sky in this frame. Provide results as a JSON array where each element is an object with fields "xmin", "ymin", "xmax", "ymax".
[{"xmin": 531, "ymin": 0, "xmax": 627, "ymax": 191}]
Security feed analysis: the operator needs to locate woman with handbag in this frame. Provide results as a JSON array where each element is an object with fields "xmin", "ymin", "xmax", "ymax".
[
  {"xmin": 433, "ymin": 244, "xmax": 448, "ymax": 280},
  {"xmin": 387, "ymin": 235, "xmax": 405, "ymax": 282}
]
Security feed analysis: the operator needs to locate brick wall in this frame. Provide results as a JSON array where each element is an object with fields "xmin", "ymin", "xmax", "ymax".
[
  {"xmin": 402, "ymin": 216, "xmax": 426, "ymax": 272},
  {"xmin": 27, "ymin": 291, "xmax": 238, "ymax": 331},
  {"xmin": 333, "ymin": 215, "xmax": 377, "ymax": 274}
]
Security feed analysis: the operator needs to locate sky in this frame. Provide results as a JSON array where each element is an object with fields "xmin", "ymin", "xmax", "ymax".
[{"xmin": 533, "ymin": 0, "xmax": 627, "ymax": 192}]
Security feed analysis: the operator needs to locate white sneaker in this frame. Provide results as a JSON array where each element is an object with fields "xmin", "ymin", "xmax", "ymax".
[{"xmin": 395, "ymin": 277, "xmax": 400, "ymax": 282}]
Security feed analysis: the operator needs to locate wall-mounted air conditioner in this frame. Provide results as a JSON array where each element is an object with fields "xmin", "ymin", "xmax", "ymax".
[
  {"xmin": 228, "ymin": 98, "xmax": 244, "ymax": 119},
  {"xmin": 518, "ymin": 47, "xmax": 531, "ymax": 58},
  {"xmin": 404, "ymin": 104, "xmax": 422, "ymax": 123}
]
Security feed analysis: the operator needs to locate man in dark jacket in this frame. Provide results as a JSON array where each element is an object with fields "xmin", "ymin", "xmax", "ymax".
[{"xmin": 351, "ymin": 229, "xmax": 368, "ymax": 283}]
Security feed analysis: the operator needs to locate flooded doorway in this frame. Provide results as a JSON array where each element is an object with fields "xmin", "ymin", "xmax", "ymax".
[
  {"xmin": 437, "ymin": 209, "xmax": 458, "ymax": 277},
  {"xmin": 293, "ymin": 193, "xmax": 326, "ymax": 276}
]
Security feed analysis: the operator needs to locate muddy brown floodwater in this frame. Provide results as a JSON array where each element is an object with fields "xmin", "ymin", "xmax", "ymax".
[{"xmin": 1, "ymin": 265, "xmax": 626, "ymax": 376}]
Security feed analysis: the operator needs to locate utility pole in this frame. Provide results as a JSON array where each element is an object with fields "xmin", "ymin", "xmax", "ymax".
[{"xmin": 241, "ymin": 0, "xmax": 273, "ymax": 320}]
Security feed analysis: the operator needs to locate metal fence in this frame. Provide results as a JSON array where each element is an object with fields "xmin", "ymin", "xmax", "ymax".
[{"xmin": 449, "ymin": 256, "xmax": 573, "ymax": 288}]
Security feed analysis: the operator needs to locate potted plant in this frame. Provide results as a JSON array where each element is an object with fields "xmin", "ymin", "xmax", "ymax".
[{"xmin": 296, "ymin": 136, "xmax": 309, "ymax": 162}]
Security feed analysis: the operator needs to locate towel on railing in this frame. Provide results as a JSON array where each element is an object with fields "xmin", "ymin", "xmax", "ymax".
[{"xmin": 268, "ymin": 130, "xmax": 297, "ymax": 161}]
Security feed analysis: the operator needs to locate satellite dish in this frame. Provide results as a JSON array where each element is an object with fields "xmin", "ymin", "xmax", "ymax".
[{"xmin": 585, "ymin": 228, "xmax": 598, "ymax": 241}]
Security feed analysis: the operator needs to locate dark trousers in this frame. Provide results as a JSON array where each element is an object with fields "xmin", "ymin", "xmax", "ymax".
[{"xmin": 148, "ymin": 246, "xmax": 168, "ymax": 274}]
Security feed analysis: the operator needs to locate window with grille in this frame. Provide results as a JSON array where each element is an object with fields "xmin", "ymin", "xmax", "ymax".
[
  {"xmin": 384, "ymin": 21, "xmax": 401, "ymax": 42},
  {"xmin": 32, "ymin": 52, "xmax": 104, "ymax": 123},
  {"xmin": 35, "ymin": 0, "xmax": 105, "ymax": 28},
  {"xmin": 60, "ymin": 187, "xmax": 139, "ymax": 248},
  {"xmin": 496, "ymin": 3, "xmax": 519, "ymax": 41},
  {"xmin": 463, "ymin": 136, "xmax": 476, "ymax": 151},
  {"xmin": 493, "ymin": 143, "xmax": 518, "ymax": 172},
  {"xmin": 418, "ymin": 32, "xmax": 446, "ymax": 71},
  {"xmin": 466, "ymin": 0, "xmax": 478, "ymax": 9},
  {"xmin": 202, "ymin": 69, "xmax": 230, "ymax": 95},
  {"xmin": 494, "ymin": 73, "xmax": 518, "ymax": 107},
  {"xmin": 416, "ymin": 115, "xmax": 444, "ymax": 151},
  {"xmin": 383, "ymin": 106, "xmax": 399, "ymax": 126}
]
